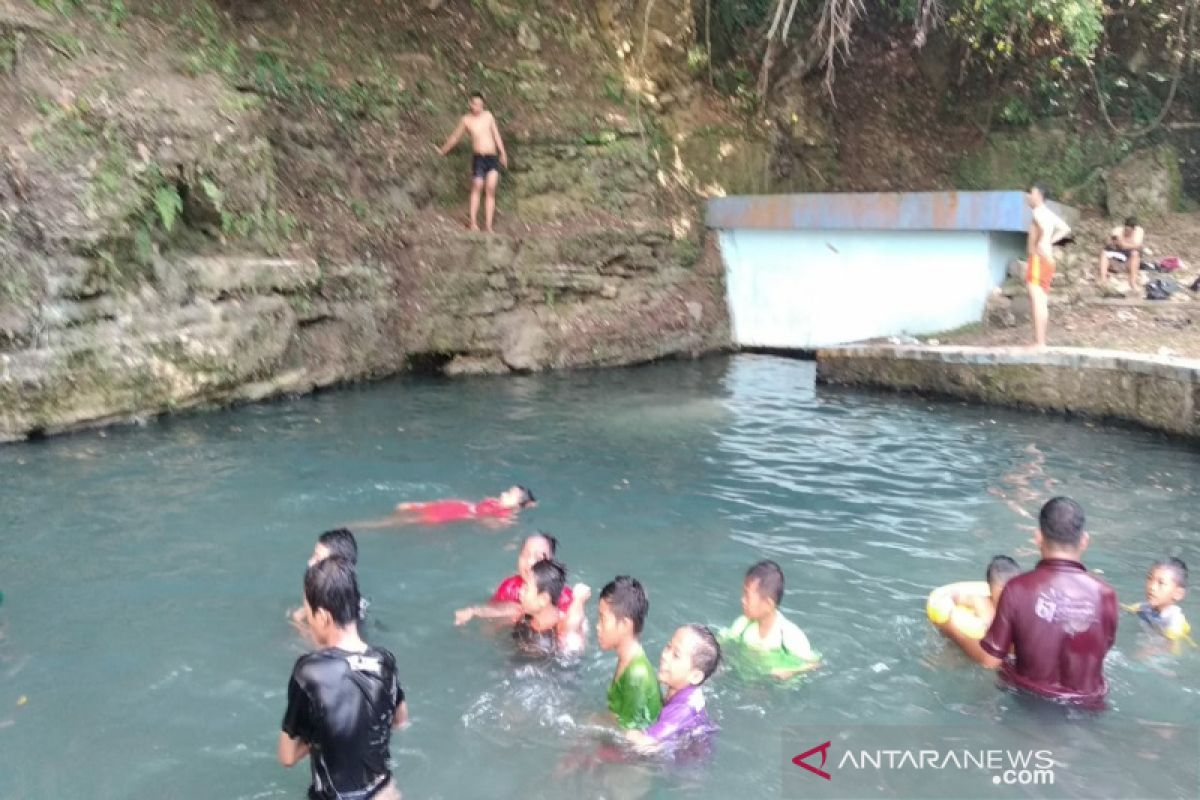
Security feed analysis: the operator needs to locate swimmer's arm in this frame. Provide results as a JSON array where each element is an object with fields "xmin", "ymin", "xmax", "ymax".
[
  {"xmin": 438, "ymin": 119, "xmax": 466, "ymax": 156},
  {"xmin": 454, "ymin": 602, "xmax": 521, "ymax": 625},
  {"xmin": 563, "ymin": 584, "xmax": 592, "ymax": 637},
  {"xmin": 939, "ymin": 622, "xmax": 999, "ymax": 668},
  {"xmin": 491, "ymin": 115, "xmax": 508, "ymax": 167},
  {"xmin": 771, "ymin": 661, "xmax": 821, "ymax": 680},
  {"xmin": 392, "ymin": 700, "xmax": 409, "ymax": 729},
  {"xmin": 277, "ymin": 733, "xmax": 310, "ymax": 767},
  {"xmin": 624, "ymin": 729, "xmax": 659, "ymax": 752}
]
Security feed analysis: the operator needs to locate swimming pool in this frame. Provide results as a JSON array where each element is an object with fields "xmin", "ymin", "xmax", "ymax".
[{"xmin": 1, "ymin": 354, "xmax": 1197, "ymax": 798}]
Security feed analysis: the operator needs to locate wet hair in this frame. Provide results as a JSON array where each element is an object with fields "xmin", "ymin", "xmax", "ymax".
[
  {"xmin": 528, "ymin": 531, "xmax": 558, "ymax": 556},
  {"xmin": 599, "ymin": 575, "xmax": 649, "ymax": 634},
  {"xmin": 745, "ymin": 560, "xmax": 785, "ymax": 606},
  {"xmin": 471, "ymin": 91, "xmax": 485, "ymax": 102},
  {"xmin": 1152, "ymin": 557, "xmax": 1188, "ymax": 588},
  {"xmin": 304, "ymin": 556, "xmax": 361, "ymax": 627},
  {"xmin": 531, "ymin": 559, "xmax": 567, "ymax": 605},
  {"xmin": 986, "ymin": 555, "xmax": 1021, "ymax": 586},
  {"xmin": 317, "ymin": 528, "xmax": 358, "ymax": 566},
  {"xmin": 1030, "ymin": 183, "xmax": 1049, "ymax": 200},
  {"xmin": 684, "ymin": 624, "xmax": 722, "ymax": 682},
  {"xmin": 515, "ymin": 486, "xmax": 536, "ymax": 507},
  {"xmin": 1038, "ymin": 497, "xmax": 1085, "ymax": 548},
  {"xmin": 1124, "ymin": 216, "xmax": 1139, "ymax": 229}
]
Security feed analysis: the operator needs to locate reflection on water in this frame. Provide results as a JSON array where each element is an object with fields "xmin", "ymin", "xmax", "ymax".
[{"xmin": 1, "ymin": 355, "xmax": 1198, "ymax": 798}]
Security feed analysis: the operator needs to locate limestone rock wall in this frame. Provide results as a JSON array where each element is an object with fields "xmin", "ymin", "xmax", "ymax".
[{"xmin": 0, "ymin": 9, "xmax": 730, "ymax": 443}]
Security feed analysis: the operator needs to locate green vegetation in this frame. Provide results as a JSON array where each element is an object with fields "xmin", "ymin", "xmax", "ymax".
[{"xmin": 954, "ymin": 129, "xmax": 1132, "ymax": 201}]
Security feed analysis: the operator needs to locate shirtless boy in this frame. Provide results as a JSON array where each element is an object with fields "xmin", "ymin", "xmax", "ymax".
[
  {"xmin": 438, "ymin": 92, "xmax": 508, "ymax": 233},
  {"xmin": 1098, "ymin": 217, "xmax": 1145, "ymax": 294}
]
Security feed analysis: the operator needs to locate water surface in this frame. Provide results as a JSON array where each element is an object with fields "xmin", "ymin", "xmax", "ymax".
[{"xmin": 1, "ymin": 355, "xmax": 1198, "ymax": 798}]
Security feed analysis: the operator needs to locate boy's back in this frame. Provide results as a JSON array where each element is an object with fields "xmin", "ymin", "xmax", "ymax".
[{"xmin": 283, "ymin": 644, "xmax": 404, "ymax": 799}]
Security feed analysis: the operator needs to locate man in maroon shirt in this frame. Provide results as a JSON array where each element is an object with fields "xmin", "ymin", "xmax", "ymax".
[{"xmin": 979, "ymin": 497, "xmax": 1118, "ymax": 708}]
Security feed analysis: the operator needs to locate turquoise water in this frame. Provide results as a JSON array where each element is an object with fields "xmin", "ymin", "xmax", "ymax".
[{"xmin": 1, "ymin": 354, "xmax": 1199, "ymax": 799}]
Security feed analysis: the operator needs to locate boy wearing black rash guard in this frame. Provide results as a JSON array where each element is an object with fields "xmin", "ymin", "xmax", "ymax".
[{"xmin": 279, "ymin": 557, "xmax": 408, "ymax": 800}]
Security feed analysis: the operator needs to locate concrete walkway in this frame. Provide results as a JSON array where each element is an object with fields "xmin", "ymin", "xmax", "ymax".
[{"xmin": 815, "ymin": 344, "xmax": 1200, "ymax": 439}]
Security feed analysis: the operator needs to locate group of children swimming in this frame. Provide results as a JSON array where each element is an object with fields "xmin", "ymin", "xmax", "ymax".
[
  {"xmin": 279, "ymin": 488, "xmax": 1189, "ymax": 800},
  {"xmin": 278, "ymin": 486, "xmax": 821, "ymax": 800}
]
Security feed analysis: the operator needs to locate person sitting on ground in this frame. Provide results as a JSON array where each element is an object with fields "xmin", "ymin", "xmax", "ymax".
[
  {"xmin": 626, "ymin": 624, "xmax": 720, "ymax": 753},
  {"xmin": 360, "ymin": 486, "xmax": 536, "ymax": 529},
  {"xmin": 1098, "ymin": 216, "xmax": 1145, "ymax": 294},
  {"xmin": 933, "ymin": 555, "xmax": 1021, "ymax": 665},
  {"xmin": 1124, "ymin": 557, "xmax": 1190, "ymax": 642},
  {"xmin": 290, "ymin": 529, "xmax": 368, "ymax": 635},
  {"xmin": 597, "ymin": 575, "xmax": 662, "ymax": 729},
  {"xmin": 511, "ymin": 559, "xmax": 590, "ymax": 655},
  {"xmin": 721, "ymin": 560, "xmax": 820, "ymax": 680},
  {"xmin": 455, "ymin": 532, "xmax": 574, "ymax": 626},
  {"xmin": 978, "ymin": 497, "xmax": 1118, "ymax": 708},
  {"xmin": 278, "ymin": 557, "xmax": 408, "ymax": 800}
]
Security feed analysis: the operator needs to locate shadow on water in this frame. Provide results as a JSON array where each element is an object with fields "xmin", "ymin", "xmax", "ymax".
[{"xmin": 0, "ymin": 354, "xmax": 1198, "ymax": 798}]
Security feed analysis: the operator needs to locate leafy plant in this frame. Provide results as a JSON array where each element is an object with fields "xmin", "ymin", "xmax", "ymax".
[{"xmin": 153, "ymin": 184, "xmax": 183, "ymax": 232}]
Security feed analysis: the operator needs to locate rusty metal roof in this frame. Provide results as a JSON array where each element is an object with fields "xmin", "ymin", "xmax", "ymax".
[{"xmin": 706, "ymin": 191, "xmax": 1077, "ymax": 233}]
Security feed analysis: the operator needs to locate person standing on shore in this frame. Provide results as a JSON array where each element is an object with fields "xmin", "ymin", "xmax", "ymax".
[
  {"xmin": 1024, "ymin": 184, "xmax": 1071, "ymax": 348},
  {"xmin": 437, "ymin": 91, "xmax": 508, "ymax": 233}
]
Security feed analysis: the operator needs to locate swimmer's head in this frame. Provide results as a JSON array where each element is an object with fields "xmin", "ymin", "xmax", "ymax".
[
  {"xmin": 499, "ymin": 485, "xmax": 536, "ymax": 510},
  {"xmin": 1146, "ymin": 557, "xmax": 1188, "ymax": 610},
  {"xmin": 658, "ymin": 624, "xmax": 721, "ymax": 694},
  {"xmin": 986, "ymin": 555, "xmax": 1021, "ymax": 603},
  {"xmin": 309, "ymin": 528, "xmax": 358, "ymax": 568},
  {"xmin": 469, "ymin": 91, "xmax": 485, "ymax": 114},
  {"xmin": 520, "ymin": 558, "xmax": 567, "ymax": 612},
  {"xmin": 597, "ymin": 575, "xmax": 649, "ymax": 650},
  {"xmin": 518, "ymin": 532, "xmax": 558, "ymax": 580},
  {"xmin": 1036, "ymin": 497, "xmax": 1087, "ymax": 557},
  {"xmin": 742, "ymin": 560, "xmax": 784, "ymax": 621},
  {"xmin": 303, "ymin": 557, "xmax": 361, "ymax": 642}
]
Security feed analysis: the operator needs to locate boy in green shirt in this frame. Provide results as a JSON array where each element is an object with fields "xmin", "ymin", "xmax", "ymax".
[{"xmin": 596, "ymin": 575, "xmax": 662, "ymax": 728}]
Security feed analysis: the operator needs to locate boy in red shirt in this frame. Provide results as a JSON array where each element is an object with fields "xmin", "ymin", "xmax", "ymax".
[
  {"xmin": 358, "ymin": 486, "xmax": 535, "ymax": 529},
  {"xmin": 455, "ymin": 532, "xmax": 574, "ymax": 626}
]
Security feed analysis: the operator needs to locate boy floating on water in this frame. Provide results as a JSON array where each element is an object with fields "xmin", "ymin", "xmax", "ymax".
[
  {"xmin": 930, "ymin": 555, "xmax": 1021, "ymax": 664},
  {"xmin": 1125, "ymin": 557, "xmax": 1191, "ymax": 642},
  {"xmin": 279, "ymin": 557, "xmax": 408, "ymax": 800},
  {"xmin": 510, "ymin": 559, "xmax": 590, "ymax": 655},
  {"xmin": 455, "ymin": 532, "xmax": 574, "ymax": 626},
  {"xmin": 722, "ymin": 560, "xmax": 820, "ymax": 679},
  {"xmin": 625, "ymin": 624, "xmax": 720, "ymax": 754},
  {"xmin": 360, "ymin": 486, "xmax": 535, "ymax": 529},
  {"xmin": 597, "ymin": 576, "xmax": 662, "ymax": 728}
]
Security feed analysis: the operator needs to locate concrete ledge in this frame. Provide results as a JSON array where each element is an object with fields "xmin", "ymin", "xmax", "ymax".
[{"xmin": 815, "ymin": 345, "xmax": 1200, "ymax": 439}]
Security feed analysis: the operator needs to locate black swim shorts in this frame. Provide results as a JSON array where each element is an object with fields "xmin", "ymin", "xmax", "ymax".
[{"xmin": 472, "ymin": 154, "xmax": 500, "ymax": 178}]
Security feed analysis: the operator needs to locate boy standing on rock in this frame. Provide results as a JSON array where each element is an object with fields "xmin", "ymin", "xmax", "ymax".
[{"xmin": 437, "ymin": 91, "xmax": 508, "ymax": 233}]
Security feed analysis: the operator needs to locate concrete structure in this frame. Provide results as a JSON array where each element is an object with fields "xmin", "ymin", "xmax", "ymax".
[
  {"xmin": 708, "ymin": 191, "xmax": 1075, "ymax": 349},
  {"xmin": 816, "ymin": 344, "xmax": 1200, "ymax": 439}
]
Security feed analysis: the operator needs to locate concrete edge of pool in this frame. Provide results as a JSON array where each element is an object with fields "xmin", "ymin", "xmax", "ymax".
[{"xmin": 815, "ymin": 344, "xmax": 1200, "ymax": 440}]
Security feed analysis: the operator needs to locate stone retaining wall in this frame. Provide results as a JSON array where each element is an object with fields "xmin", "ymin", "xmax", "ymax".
[{"xmin": 816, "ymin": 345, "xmax": 1200, "ymax": 439}]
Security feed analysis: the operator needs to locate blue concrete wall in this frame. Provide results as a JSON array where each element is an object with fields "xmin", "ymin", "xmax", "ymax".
[
  {"xmin": 708, "ymin": 191, "xmax": 1076, "ymax": 233},
  {"xmin": 720, "ymin": 229, "xmax": 1018, "ymax": 348}
]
